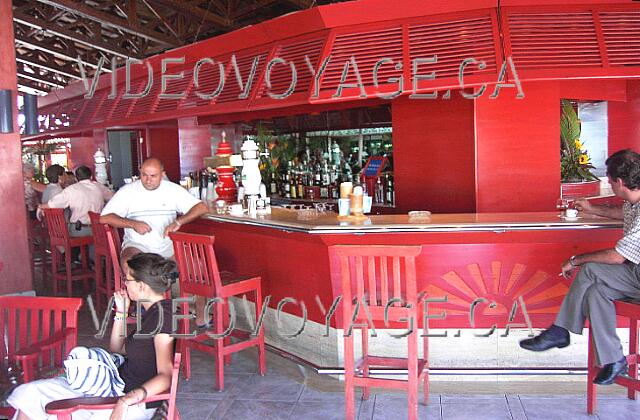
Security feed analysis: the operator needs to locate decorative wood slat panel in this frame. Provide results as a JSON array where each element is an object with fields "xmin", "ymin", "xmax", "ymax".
[
  {"xmin": 128, "ymin": 74, "xmax": 162, "ymax": 118},
  {"xmin": 410, "ymin": 15, "xmax": 498, "ymax": 79},
  {"xmin": 216, "ymin": 51, "xmax": 268, "ymax": 103},
  {"xmin": 507, "ymin": 12, "xmax": 602, "ymax": 69},
  {"xmin": 600, "ymin": 11, "xmax": 640, "ymax": 66},
  {"xmin": 322, "ymin": 27, "xmax": 403, "ymax": 89},
  {"xmin": 80, "ymin": 89, "xmax": 109, "ymax": 125},
  {"xmin": 257, "ymin": 37, "xmax": 325, "ymax": 98},
  {"xmin": 156, "ymin": 68, "xmax": 193, "ymax": 113}
]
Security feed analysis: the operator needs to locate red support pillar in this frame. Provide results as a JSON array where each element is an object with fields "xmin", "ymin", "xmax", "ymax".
[{"xmin": 0, "ymin": 2, "xmax": 33, "ymax": 294}]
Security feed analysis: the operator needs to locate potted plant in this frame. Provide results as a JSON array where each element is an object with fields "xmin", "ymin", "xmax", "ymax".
[{"xmin": 560, "ymin": 99, "xmax": 600, "ymax": 198}]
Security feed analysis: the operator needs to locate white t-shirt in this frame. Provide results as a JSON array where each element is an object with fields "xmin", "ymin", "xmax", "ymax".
[{"xmin": 101, "ymin": 180, "xmax": 202, "ymax": 257}]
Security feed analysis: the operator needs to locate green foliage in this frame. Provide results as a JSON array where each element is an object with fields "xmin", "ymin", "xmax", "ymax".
[
  {"xmin": 256, "ymin": 125, "xmax": 295, "ymax": 182},
  {"xmin": 560, "ymin": 99, "xmax": 598, "ymax": 182}
]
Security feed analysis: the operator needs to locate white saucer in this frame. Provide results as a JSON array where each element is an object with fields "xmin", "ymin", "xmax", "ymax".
[{"xmin": 559, "ymin": 215, "xmax": 581, "ymax": 221}]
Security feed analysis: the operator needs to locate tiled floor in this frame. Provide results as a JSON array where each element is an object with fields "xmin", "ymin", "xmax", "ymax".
[{"xmin": 69, "ymin": 306, "xmax": 640, "ymax": 420}]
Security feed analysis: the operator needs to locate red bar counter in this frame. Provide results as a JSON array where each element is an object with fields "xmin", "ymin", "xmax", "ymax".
[{"xmin": 182, "ymin": 209, "xmax": 622, "ymax": 369}]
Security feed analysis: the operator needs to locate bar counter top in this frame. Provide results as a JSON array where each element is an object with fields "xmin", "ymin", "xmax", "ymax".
[{"xmin": 201, "ymin": 208, "xmax": 622, "ymax": 234}]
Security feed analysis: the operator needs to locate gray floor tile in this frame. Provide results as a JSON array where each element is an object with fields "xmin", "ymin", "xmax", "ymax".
[
  {"xmin": 520, "ymin": 396, "xmax": 594, "ymax": 420},
  {"xmin": 358, "ymin": 397, "xmax": 376, "ymax": 420},
  {"xmin": 230, "ymin": 372, "xmax": 304, "ymax": 402},
  {"xmin": 176, "ymin": 396, "xmax": 219, "ymax": 418},
  {"xmin": 506, "ymin": 395, "xmax": 527, "ymax": 420},
  {"xmin": 216, "ymin": 399, "xmax": 296, "ymax": 420},
  {"xmin": 592, "ymin": 398, "xmax": 640, "ymax": 420},
  {"xmin": 372, "ymin": 395, "xmax": 440, "ymax": 420},
  {"xmin": 178, "ymin": 372, "xmax": 252, "ymax": 398},
  {"xmin": 441, "ymin": 401, "xmax": 511, "ymax": 420},
  {"xmin": 298, "ymin": 386, "xmax": 349, "ymax": 402},
  {"xmin": 441, "ymin": 394, "xmax": 507, "ymax": 404},
  {"xmin": 291, "ymin": 400, "xmax": 355, "ymax": 420}
]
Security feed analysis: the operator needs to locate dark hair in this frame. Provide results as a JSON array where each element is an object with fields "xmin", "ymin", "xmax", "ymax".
[
  {"xmin": 605, "ymin": 149, "xmax": 640, "ymax": 190},
  {"xmin": 126, "ymin": 253, "xmax": 177, "ymax": 294},
  {"xmin": 45, "ymin": 164, "xmax": 65, "ymax": 183},
  {"xmin": 75, "ymin": 166, "xmax": 92, "ymax": 181}
]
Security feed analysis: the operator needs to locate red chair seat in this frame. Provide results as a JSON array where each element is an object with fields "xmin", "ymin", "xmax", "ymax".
[
  {"xmin": 329, "ymin": 245, "xmax": 429, "ymax": 420},
  {"xmin": 169, "ymin": 231, "xmax": 266, "ymax": 392},
  {"xmin": 0, "ymin": 296, "xmax": 82, "ymax": 419},
  {"xmin": 42, "ymin": 208, "xmax": 93, "ymax": 297},
  {"xmin": 46, "ymin": 353, "xmax": 181, "ymax": 420},
  {"xmin": 587, "ymin": 299, "xmax": 640, "ymax": 414}
]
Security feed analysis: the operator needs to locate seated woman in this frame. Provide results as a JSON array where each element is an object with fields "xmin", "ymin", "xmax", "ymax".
[{"xmin": 8, "ymin": 253, "xmax": 177, "ymax": 420}]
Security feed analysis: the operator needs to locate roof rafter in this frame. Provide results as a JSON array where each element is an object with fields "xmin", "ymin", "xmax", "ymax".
[
  {"xmin": 149, "ymin": 0, "xmax": 232, "ymax": 28},
  {"xmin": 16, "ymin": 51, "xmax": 83, "ymax": 80},
  {"xmin": 14, "ymin": 31, "xmax": 108, "ymax": 71},
  {"xmin": 34, "ymin": 0, "xmax": 181, "ymax": 46},
  {"xmin": 17, "ymin": 77, "xmax": 53, "ymax": 95},
  {"xmin": 13, "ymin": 10, "xmax": 140, "ymax": 59}
]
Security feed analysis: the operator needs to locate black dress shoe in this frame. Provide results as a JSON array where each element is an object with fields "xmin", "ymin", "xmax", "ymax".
[
  {"xmin": 519, "ymin": 326, "xmax": 570, "ymax": 351},
  {"xmin": 593, "ymin": 358, "xmax": 628, "ymax": 385}
]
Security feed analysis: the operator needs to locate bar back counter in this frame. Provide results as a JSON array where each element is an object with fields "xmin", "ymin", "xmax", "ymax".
[{"xmin": 182, "ymin": 209, "xmax": 622, "ymax": 372}]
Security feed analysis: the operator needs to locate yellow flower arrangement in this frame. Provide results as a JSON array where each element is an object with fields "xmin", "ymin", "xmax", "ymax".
[{"xmin": 560, "ymin": 100, "xmax": 598, "ymax": 182}]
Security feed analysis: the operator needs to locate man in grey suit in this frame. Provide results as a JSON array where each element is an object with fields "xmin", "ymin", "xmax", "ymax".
[{"xmin": 520, "ymin": 149, "xmax": 640, "ymax": 385}]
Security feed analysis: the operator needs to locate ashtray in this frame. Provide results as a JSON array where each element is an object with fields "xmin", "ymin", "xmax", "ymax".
[{"xmin": 408, "ymin": 210, "xmax": 431, "ymax": 219}]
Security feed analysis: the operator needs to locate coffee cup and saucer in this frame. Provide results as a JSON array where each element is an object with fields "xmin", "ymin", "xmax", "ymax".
[{"xmin": 560, "ymin": 208, "xmax": 580, "ymax": 221}]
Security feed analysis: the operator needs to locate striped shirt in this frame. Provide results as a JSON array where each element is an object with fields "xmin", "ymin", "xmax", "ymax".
[{"xmin": 615, "ymin": 201, "xmax": 640, "ymax": 264}]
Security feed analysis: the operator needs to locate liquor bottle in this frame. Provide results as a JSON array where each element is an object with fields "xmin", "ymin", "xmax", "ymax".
[
  {"xmin": 314, "ymin": 162, "xmax": 322, "ymax": 187},
  {"xmin": 385, "ymin": 174, "xmax": 395, "ymax": 206},
  {"xmin": 269, "ymin": 174, "xmax": 277, "ymax": 195},
  {"xmin": 290, "ymin": 174, "xmax": 297, "ymax": 199},
  {"xmin": 284, "ymin": 176, "xmax": 291, "ymax": 199},
  {"xmin": 199, "ymin": 171, "xmax": 208, "ymax": 201},
  {"xmin": 375, "ymin": 177, "xmax": 384, "ymax": 204},
  {"xmin": 297, "ymin": 174, "xmax": 304, "ymax": 199}
]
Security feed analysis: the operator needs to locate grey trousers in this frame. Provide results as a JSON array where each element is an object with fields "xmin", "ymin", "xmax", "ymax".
[{"xmin": 555, "ymin": 261, "xmax": 640, "ymax": 365}]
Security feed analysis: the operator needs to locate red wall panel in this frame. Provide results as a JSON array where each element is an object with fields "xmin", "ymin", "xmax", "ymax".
[
  {"xmin": 146, "ymin": 122, "xmax": 180, "ymax": 181},
  {"xmin": 609, "ymin": 80, "xmax": 640, "ymax": 154},
  {"xmin": 69, "ymin": 134, "xmax": 104, "ymax": 170},
  {"xmin": 475, "ymin": 81, "xmax": 560, "ymax": 212},
  {"xmin": 392, "ymin": 94, "xmax": 476, "ymax": 214},
  {"xmin": 178, "ymin": 117, "xmax": 211, "ymax": 177},
  {"xmin": 0, "ymin": 1, "xmax": 31, "ymax": 294}
]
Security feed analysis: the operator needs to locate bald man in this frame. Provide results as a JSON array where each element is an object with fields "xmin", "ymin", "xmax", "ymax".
[{"xmin": 100, "ymin": 158, "xmax": 209, "ymax": 323}]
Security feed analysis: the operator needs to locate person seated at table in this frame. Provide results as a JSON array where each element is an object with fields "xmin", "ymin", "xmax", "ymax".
[
  {"xmin": 41, "ymin": 164, "xmax": 65, "ymax": 204},
  {"xmin": 41, "ymin": 166, "xmax": 113, "ymax": 238},
  {"xmin": 23, "ymin": 162, "xmax": 46, "ymax": 220},
  {"xmin": 520, "ymin": 149, "xmax": 640, "ymax": 385},
  {"xmin": 60, "ymin": 170, "xmax": 78, "ymax": 189},
  {"xmin": 7, "ymin": 253, "xmax": 177, "ymax": 420}
]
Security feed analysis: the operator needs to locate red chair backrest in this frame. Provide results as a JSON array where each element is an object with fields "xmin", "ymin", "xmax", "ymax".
[
  {"xmin": 169, "ymin": 231, "xmax": 222, "ymax": 297},
  {"xmin": 328, "ymin": 245, "xmax": 422, "ymax": 322},
  {"xmin": 0, "ymin": 296, "xmax": 82, "ymax": 379},
  {"xmin": 42, "ymin": 208, "xmax": 69, "ymax": 246},
  {"xmin": 105, "ymin": 226, "xmax": 123, "ymax": 290},
  {"xmin": 88, "ymin": 212, "xmax": 108, "ymax": 254}
]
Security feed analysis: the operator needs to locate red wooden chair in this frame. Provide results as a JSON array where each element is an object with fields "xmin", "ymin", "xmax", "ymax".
[
  {"xmin": 328, "ymin": 245, "xmax": 428, "ymax": 420},
  {"xmin": 89, "ymin": 212, "xmax": 120, "ymax": 313},
  {"xmin": 0, "ymin": 296, "xmax": 82, "ymax": 419},
  {"xmin": 587, "ymin": 300, "xmax": 640, "ymax": 414},
  {"xmin": 42, "ymin": 208, "xmax": 93, "ymax": 297},
  {"xmin": 169, "ymin": 231, "xmax": 266, "ymax": 391},
  {"xmin": 45, "ymin": 353, "xmax": 182, "ymax": 420}
]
